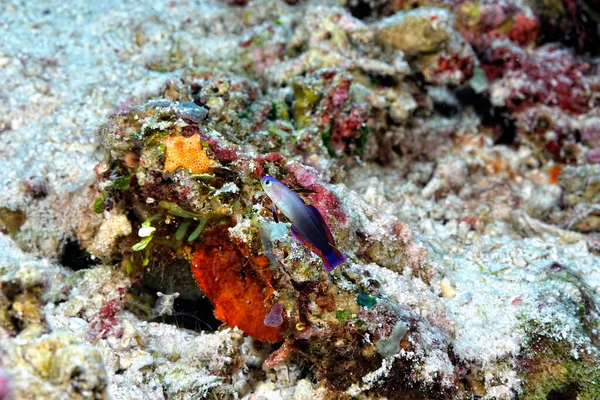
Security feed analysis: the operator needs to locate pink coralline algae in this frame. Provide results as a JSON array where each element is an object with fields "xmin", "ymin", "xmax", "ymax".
[
  {"xmin": 88, "ymin": 298, "xmax": 124, "ymax": 340},
  {"xmin": 588, "ymin": 148, "xmax": 600, "ymax": 164},
  {"xmin": 457, "ymin": 9, "xmax": 600, "ymax": 163},
  {"xmin": 332, "ymin": 104, "xmax": 369, "ymax": 152},
  {"xmin": 426, "ymin": 52, "xmax": 475, "ymax": 86},
  {"xmin": 286, "ymin": 162, "xmax": 319, "ymax": 188},
  {"xmin": 448, "ymin": 0, "xmax": 600, "ymax": 162},
  {"xmin": 286, "ymin": 162, "xmax": 348, "ymax": 226},
  {"xmin": 293, "ymin": 70, "xmax": 370, "ymax": 156},
  {"xmin": 481, "ymin": 43, "xmax": 598, "ymax": 115},
  {"xmin": 200, "ymin": 135, "xmax": 239, "ymax": 163},
  {"xmin": 0, "ymin": 369, "xmax": 9, "ymax": 400},
  {"xmin": 508, "ymin": 13, "xmax": 539, "ymax": 46}
]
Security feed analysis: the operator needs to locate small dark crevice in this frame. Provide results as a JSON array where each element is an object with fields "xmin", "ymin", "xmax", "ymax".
[
  {"xmin": 433, "ymin": 101, "xmax": 459, "ymax": 118},
  {"xmin": 348, "ymin": 1, "xmax": 372, "ymax": 20},
  {"xmin": 536, "ymin": 9, "xmax": 600, "ymax": 56},
  {"xmin": 126, "ymin": 281, "xmax": 221, "ymax": 332},
  {"xmin": 70, "ymin": 367, "xmax": 82, "ymax": 381},
  {"xmin": 455, "ymin": 85, "xmax": 490, "ymax": 116},
  {"xmin": 159, "ymin": 296, "xmax": 221, "ymax": 332},
  {"xmin": 368, "ymin": 73, "xmax": 397, "ymax": 88},
  {"xmin": 60, "ymin": 239, "xmax": 98, "ymax": 271},
  {"xmin": 9, "ymin": 314, "xmax": 23, "ymax": 334},
  {"xmin": 493, "ymin": 114, "xmax": 517, "ymax": 145},
  {"xmin": 456, "ymin": 86, "xmax": 516, "ymax": 145},
  {"xmin": 546, "ymin": 382, "xmax": 580, "ymax": 400}
]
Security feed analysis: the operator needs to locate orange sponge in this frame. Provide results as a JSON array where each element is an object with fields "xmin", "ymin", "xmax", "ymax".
[
  {"xmin": 191, "ymin": 226, "xmax": 282, "ymax": 343},
  {"xmin": 163, "ymin": 135, "xmax": 212, "ymax": 174}
]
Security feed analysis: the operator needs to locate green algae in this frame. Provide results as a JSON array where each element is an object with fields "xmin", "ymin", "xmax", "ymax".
[
  {"xmin": 0, "ymin": 207, "xmax": 26, "ymax": 236},
  {"xmin": 267, "ymin": 100, "xmax": 289, "ymax": 121},
  {"xmin": 517, "ymin": 300, "xmax": 600, "ymax": 400},
  {"xmin": 292, "ymin": 81, "xmax": 323, "ymax": 128},
  {"xmin": 353, "ymin": 125, "xmax": 370, "ymax": 156},
  {"xmin": 336, "ymin": 309, "xmax": 351, "ymax": 322},
  {"xmin": 106, "ymin": 176, "xmax": 131, "ymax": 190},
  {"xmin": 519, "ymin": 332, "xmax": 600, "ymax": 400},
  {"xmin": 357, "ymin": 292, "xmax": 377, "ymax": 308},
  {"xmin": 132, "ymin": 235, "xmax": 153, "ymax": 252},
  {"xmin": 93, "ymin": 196, "xmax": 105, "ymax": 214},
  {"xmin": 187, "ymin": 219, "xmax": 207, "ymax": 242},
  {"xmin": 132, "ymin": 216, "xmax": 158, "ymax": 251},
  {"xmin": 320, "ymin": 128, "xmax": 336, "ymax": 157},
  {"xmin": 159, "ymin": 201, "xmax": 203, "ymax": 219},
  {"xmin": 175, "ymin": 221, "xmax": 191, "ymax": 241}
]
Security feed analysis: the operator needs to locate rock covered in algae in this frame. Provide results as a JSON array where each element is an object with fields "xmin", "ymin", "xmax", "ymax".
[
  {"xmin": 374, "ymin": 7, "xmax": 455, "ymax": 55},
  {"xmin": 89, "ymin": 91, "xmax": 455, "ymax": 396}
]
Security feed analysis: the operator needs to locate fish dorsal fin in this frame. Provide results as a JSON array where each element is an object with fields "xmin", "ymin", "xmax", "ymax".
[{"xmin": 304, "ymin": 205, "xmax": 336, "ymax": 247}]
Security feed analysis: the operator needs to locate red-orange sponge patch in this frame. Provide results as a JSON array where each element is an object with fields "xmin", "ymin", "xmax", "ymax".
[
  {"xmin": 190, "ymin": 226, "xmax": 282, "ymax": 343},
  {"xmin": 549, "ymin": 165, "xmax": 562, "ymax": 184}
]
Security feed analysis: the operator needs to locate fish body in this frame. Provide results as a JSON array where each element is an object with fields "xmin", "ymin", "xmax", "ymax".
[{"xmin": 260, "ymin": 176, "xmax": 345, "ymax": 270}]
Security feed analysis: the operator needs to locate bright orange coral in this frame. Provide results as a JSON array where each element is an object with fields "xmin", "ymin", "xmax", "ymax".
[
  {"xmin": 163, "ymin": 134, "xmax": 212, "ymax": 174},
  {"xmin": 190, "ymin": 226, "xmax": 282, "ymax": 343}
]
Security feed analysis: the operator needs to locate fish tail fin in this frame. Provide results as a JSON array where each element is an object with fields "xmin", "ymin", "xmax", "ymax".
[
  {"xmin": 291, "ymin": 225, "xmax": 346, "ymax": 271},
  {"xmin": 322, "ymin": 247, "xmax": 346, "ymax": 271}
]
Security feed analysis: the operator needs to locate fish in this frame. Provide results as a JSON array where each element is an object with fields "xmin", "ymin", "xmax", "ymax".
[{"xmin": 260, "ymin": 176, "xmax": 345, "ymax": 271}]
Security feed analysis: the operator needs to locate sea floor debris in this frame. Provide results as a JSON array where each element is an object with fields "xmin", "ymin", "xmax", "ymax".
[{"xmin": 1, "ymin": 0, "xmax": 599, "ymax": 399}]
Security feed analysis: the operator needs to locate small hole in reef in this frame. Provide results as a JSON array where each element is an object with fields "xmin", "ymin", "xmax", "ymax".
[
  {"xmin": 546, "ymin": 383, "xmax": 580, "ymax": 400},
  {"xmin": 60, "ymin": 239, "xmax": 98, "ymax": 271},
  {"xmin": 549, "ymin": 262, "xmax": 563, "ymax": 271},
  {"xmin": 160, "ymin": 296, "xmax": 222, "ymax": 331},
  {"xmin": 126, "ymin": 284, "xmax": 222, "ymax": 332},
  {"xmin": 433, "ymin": 101, "xmax": 459, "ymax": 117},
  {"xmin": 348, "ymin": 1, "xmax": 372, "ymax": 19},
  {"xmin": 456, "ymin": 87, "xmax": 517, "ymax": 146},
  {"xmin": 368, "ymin": 73, "xmax": 397, "ymax": 88}
]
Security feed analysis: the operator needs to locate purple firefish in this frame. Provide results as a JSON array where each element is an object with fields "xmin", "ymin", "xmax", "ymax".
[{"xmin": 260, "ymin": 176, "xmax": 345, "ymax": 271}]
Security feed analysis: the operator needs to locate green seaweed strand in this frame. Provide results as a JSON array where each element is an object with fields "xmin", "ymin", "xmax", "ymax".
[
  {"xmin": 188, "ymin": 219, "xmax": 207, "ymax": 242},
  {"xmin": 175, "ymin": 220, "xmax": 191, "ymax": 241}
]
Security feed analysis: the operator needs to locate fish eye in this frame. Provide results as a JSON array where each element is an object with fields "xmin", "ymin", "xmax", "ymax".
[{"xmin": 264, "ymin": 180, "xmax": 272, "ymax": 186}]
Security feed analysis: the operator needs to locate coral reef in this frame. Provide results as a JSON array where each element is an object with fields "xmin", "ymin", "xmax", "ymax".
[{"xmin": 1, "ymin": 0, "xmax": 599, "ymax": 399}]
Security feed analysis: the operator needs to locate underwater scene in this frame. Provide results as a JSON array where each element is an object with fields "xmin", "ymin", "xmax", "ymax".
[{"xmin": 1, "ymin": 0, "xmax": 599, "ymax": 399}]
